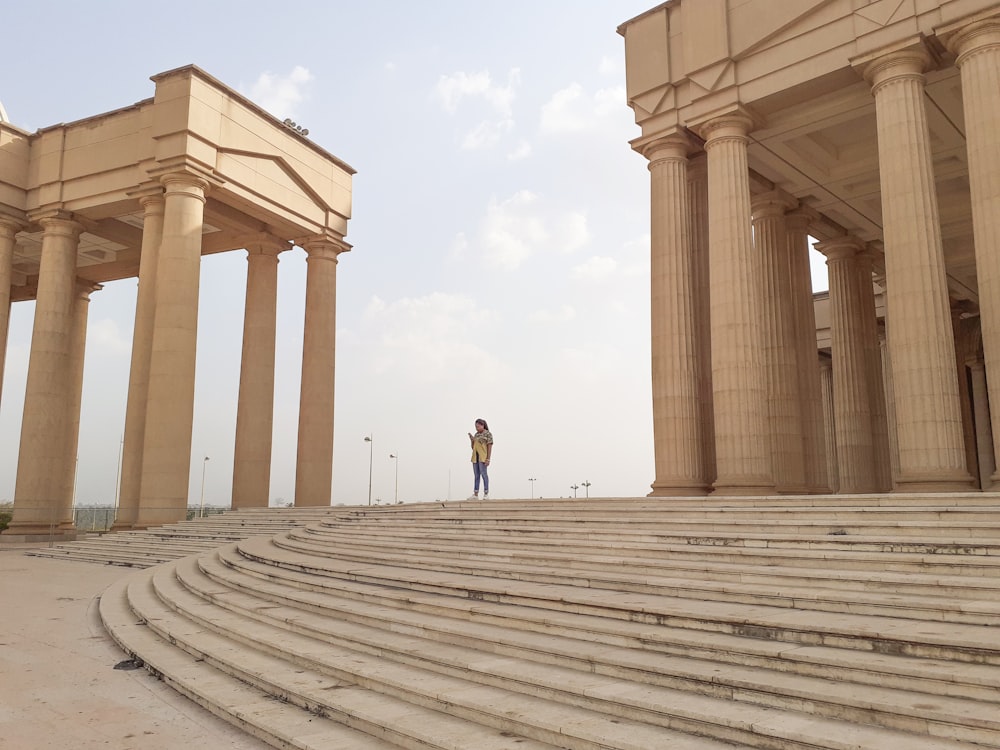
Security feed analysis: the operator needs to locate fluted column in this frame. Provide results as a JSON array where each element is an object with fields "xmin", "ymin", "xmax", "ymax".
[
  {"xmin": 114, "ymin": 193, "xmax": 163, "ymax": 530},
  {"xmin": 946, "ymin": 20, "xmax": 1000, "ymax": 484},
  {"xmin": 295, "ymin": 237, "xmax": 348, "ymax": 506},
  {"xmin": 232, "ymin": 238, "xmax": 288, "ymax": 508},
  {"xmin": 856, "ymin": 249, "xmax": 891, "ymax": 491},
  {"xmin": 60, "ymin": 281, "xmax": 101, "ymax": 527},
  {"xmin": 819, "ymin": 356, "xmax": 838, "ymax": 493},
  {"xmin": 644, "ymin": 134, "xmax": 707, "ymax": 496},
  {"xmin": 817, "ymin": 236, "xmax": 877, "ymax": 493},
  {"xmin": 135, "ymin": 173, "xmax": 208, "ymax": 528},
  {"xmin": 752, "ymin": 192, "xmax": 805, "ymax": 493},
  {"xmin": 787, "ymin": 209, "xmax": 828, "ymax": 493},
  {"xmin": 689, "ymin": 155, "xmax": 716, "ymax": 486},
  {"xmin": 968, "ymin": 359, "xmax": 995, "ymax": 489},
  {"xmin": 863, "ymin": 48, "xmax": 973, "ymax": 490},
  {"xmin": 7, "ymin": 215, "xmax": 82, "ymax": 537},
  {"xmin": 698, "ymin": 111, "xmax": 773, "ymax": 494},
  {"xmin": 0, "ymin": 218, "xmax": 20, "ymax": 408}
]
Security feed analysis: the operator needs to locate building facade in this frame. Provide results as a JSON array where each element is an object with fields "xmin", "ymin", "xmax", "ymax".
[
  {"xmin": 0, "ymin": 66, "xmax": 354, "ymax": 539},
  {"xmin": 620, "ymin": 1, "xmax": 1000, "ymax": 495}
]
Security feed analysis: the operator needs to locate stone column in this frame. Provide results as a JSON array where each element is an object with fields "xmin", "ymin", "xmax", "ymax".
[
  {"xmin": 787, "ymin": 209, "xmax": 828, "ymax": 493},
  {"xmin": 946, "ymin": 20, "xmax": 1000, "ymax": 484},
  {"xmin": 752, "ymin": 192, "xmax": 805, "ymax": 493},
  {"xmin": 232, "ymin": 238, "xmax": 288, "ymax": 508},
  {"xmin": 863, "ymin": 48, "xmax": 973, "ymax": 490},
  {"xmin": 856, "ymin": 249, "xmax": 891, "ymax": 492},
  {"xmin": 879, "ymin": 334, "xmax": 900, "ymax": 487},
  {"xmin": 7, "ymin": 215, "xmax": 82, "ymax": 537},
  {"xmin": 114, "ymin": 193, "xmax": 163, "ymax": 530},
  {"xmin": 0, "ymin": 218, "xmax": 21, "ymax": 408},
  {"xmin": 60, "ymin": 281, "xmax": 102, "ymax": 527},
  {"xmin": 688, "ymin": 155, "xmax": 716, "ymax": 486},
  {"xmin": 698, "ymin": 111, "xmax": 773, "ymax": 494},
  {"xmin": 816, "ymin": 236, "xmax": 877, "ymax": 493},
  {"xmin": 968, "ymin": 359, "xmax": 995, "ymax": 490},
  {"xmin": 643, "ymin": 134, "xmax": 707, "ymax": 496},
  {"xmin": 953, "ymin": 309, "xmax": 980, "ymax": 484},
  {"xmin": 135, "ymin": 173, "xmax": 208, "ymax": 528},
  {"xmin": 295, "ymin": 237, "xmax": 348, "ymax": 506},
  {"xmin": 819, "ymin": 356, "xmax": 839, "ymax": 493}
]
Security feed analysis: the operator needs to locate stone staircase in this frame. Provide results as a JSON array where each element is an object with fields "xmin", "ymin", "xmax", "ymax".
[
  {"xmin": 25, "ymin": 506, "xmax": 351, "ymax": 567},
  {"xmin": 98, "ymin": 495, "xmax": 1000, "ymax": 749}
]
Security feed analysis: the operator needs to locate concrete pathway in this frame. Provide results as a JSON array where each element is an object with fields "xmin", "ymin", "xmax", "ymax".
[{"xmin": 0, "ymin": 546, "xmax": 269, "ymax": 750}]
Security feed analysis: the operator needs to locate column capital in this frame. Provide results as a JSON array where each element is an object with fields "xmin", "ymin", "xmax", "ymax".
[
  {"xmin": 638, "ymin": 131, "xmax": 696, "ymax": 164},
  {"xmin": 299, "ymin": 235, "xmax": 351, "ymax": 262},
  {"xmin": 0, "ymin": 214, "xmax": 26, "ymax": 237},
  {"xmin": 940, "ymin": 15, "xmax": 1000, "ymax": 62},
  {"xmin": 813, "ymin": 235, "xmax": 864, "ymax": 261},
  {"xmin": 785, "ymin": 206, "xmax": 819, "ymax": 235},
  {"xmin": 74, "ymin": 280, "xmax": 103, "ymax": 300},
  {"xmin": 692, "ymin": 107, "xmax": 759, "ymax": 145},
  {"xmin": 750, "ymin": 189, "xmax": 797, "ymax": 219},
  {"xmin": 159, "ymin": 171, "xmax": 210, "ymax": 203},
  {"xmin": 29, "ymin": 210, "xmax": 84, "ymax": 239},
  {"xmin": 860, "ymin": 45, "xmax": 932, "ymax": 91},
  {"xmin": 241, "ymin": 234, "xmax": 292, "ymax": 258},
  {"xmin": 137, "ymin": 192, "xmax": 166, "ymax": 213}
]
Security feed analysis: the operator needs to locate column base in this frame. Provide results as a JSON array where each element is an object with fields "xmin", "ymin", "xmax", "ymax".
[
  {"xmin": 711, "ymin": 476, "xmax": 776, "ymax": 496},
  {"xmin": 648, "ymin": 480, "xmax": 710, "ymax": 497},
  {"xmin": 894, "ymin": 471, "xmax": 977, "ymax": 493},
  {"xmin": 0, "ymin": 528, "xmax": 80, "ymax": 544}
]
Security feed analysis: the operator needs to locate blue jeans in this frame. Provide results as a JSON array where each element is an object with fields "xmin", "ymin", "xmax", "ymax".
[{"xmin": 473, "ymin": 462, "xmax": 489, "ymax": 493}]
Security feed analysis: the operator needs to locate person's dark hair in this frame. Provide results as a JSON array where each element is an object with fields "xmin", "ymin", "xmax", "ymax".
[{"xmin": 476, "ymin": 418, "xmax": 489, "ymax": 430}]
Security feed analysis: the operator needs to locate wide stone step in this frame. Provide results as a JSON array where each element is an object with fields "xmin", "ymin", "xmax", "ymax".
[
  {"xmin": 128, "ymin": 565, "xmax": 748, "ymax": 750},
  {"xmin": 332, "ymin": 517, "xmax": 1000, "ymax": 554},
  {"xmin": 185, "ymin": 550, "xmax": 1000, "ymax": 742},
  {"xmin": 210, "ymin": 544, "xmax": 1000, "ymax": 703},
  {"xmin": 237, "ymin": 536, "xmax": 1000, "ymax": 664},
  {"xmin": 302, "ymin": 522, "xmax": 1000, "ymax": 576},
  {"xmin": 150, "ymin": 555, "xmax": 993, "ymax": 750},
  {"xmin": 98, "ymin": 576, "xmax": 403, "ymax": 749},
  {"xmin": 289, "ymin": 525, "xmax": 1000, "ymax": 598},
  {"xmin": 268, "ymin": 531, "xmax": 1000, "ymax": 625}
]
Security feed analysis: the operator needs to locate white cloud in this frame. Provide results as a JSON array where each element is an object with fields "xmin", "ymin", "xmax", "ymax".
[
  {"xmin": 434, "ymin": 69, "xmax": 520, "ymax": 116},
  {"xmin": 362, "ymin": 293, "xmax": 502, "ymax": 383},
  {"xmin": 598, "ymin": 55, "xmax": 621, "ymax": 76},
  {"xmin": 461, "ymin": 118, "xmax": 514, "ymax": 151},
  {"xmin": 573, "ymin": 256, "xmax": 618, "ymax": 280},
  {"xmin": 473, "ymin": 192, "xmax": 591, "ymax": 271},
  {"xmin": 507, "ymin": 140, "xmax": 532, "ymax": 161},
  {"xmin": 249, "ymin": 66, "xmax": 313, "ymax": 119},
  {"xmin": 450, "ymin": 232, "xmax": 469, "ymax": 261},
  {"xmin": 529, "ymin": 305, "xmax": 576, "ymax": 323},
  {"xmin": 87, "ymin": 318, "xmax": 130, "ymax": 353},
  {"xmin": 540, "ymin": 83, "xmax": 627, "ymax": 135}
]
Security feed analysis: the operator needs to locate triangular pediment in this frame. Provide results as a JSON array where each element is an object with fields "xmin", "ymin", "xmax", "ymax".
[
  {"xmin": 216, "ymin": 149, "xmax": 332, "ymax": 213},
  {"xmin": 729, "ymin": 0, "xmax": 844, "ymax": 60}
]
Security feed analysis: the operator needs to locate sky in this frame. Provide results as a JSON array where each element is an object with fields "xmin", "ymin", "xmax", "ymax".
[{"xmin": 0, "ymin": 1, "xmax": 829, "ymax": 508}]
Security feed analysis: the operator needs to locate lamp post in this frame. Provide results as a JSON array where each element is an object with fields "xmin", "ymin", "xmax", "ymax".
[
  {"xmin": 389, "ymin": 453, "xmax": 399, "ymax": 503},
  {"xmin": 581, "ymin": 480, "xmax": 591, "ymax": 498},
  {"xmin": 570, "ymin": 483, "xmax": 579, "ymax": 498},
  {"xmin": 528, "ymin": 477, "xmax": 537, "ymax": 499},
  {"xmin": 199, "ymin": 456, "xmax": 210, "ymax": 517},
  {"xmin": 364, "ymin": 435, "xmax": 373, "ymax": 506}
]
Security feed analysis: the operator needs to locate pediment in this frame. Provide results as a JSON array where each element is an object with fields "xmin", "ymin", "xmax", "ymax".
[
  {"xmin": 729, "ymin": 0, "xmax": 844, "ymax": 60},
  {"xmin": 215, "ymin": 148, "xmax": 333, "ymax": 214}
]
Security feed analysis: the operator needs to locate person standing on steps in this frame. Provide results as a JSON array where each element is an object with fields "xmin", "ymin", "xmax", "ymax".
[{"xmin": 468, "ymin": 418, "xmax": 493, "ymax": 499}]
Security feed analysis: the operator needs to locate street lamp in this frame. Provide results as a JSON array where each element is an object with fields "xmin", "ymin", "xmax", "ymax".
[
  {"xmin": 364, "ymin": 435, "xmax": 373, "ymax": 506},
  {"xmin": 570, "ymin": 483, "xmax": 579, "ymax": 498},
  {"xmin": 389, "ymin": 453, "xmax": 399, "ymax": 503},
  {"xmin": 528, "ymin": 477, "xmax": 537, "ymax": 499},
  {"xmin": 199, "ymin": 456, "xmax": 210, "ymax": 517},
  {"xmin": 581, "ymin": 480, "xmax": 591, "ymax": 498}
]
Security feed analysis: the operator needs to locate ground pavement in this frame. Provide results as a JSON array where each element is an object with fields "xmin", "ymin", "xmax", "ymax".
[{"xmin": 0, "ymin": 546, "xmax": 270, "ymax": 750}]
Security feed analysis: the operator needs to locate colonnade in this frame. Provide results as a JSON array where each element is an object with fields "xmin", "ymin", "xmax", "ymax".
[
  {"xmin": 644, "ymin": 22, "xmax": 1000, "ymax": 495},
  {"xmin": 3, "ymin": 169, "xmax": 348, "ymax": 538}
]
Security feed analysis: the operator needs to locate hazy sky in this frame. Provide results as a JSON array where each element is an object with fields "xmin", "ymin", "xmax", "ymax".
[{"xmin": 0, "ymin": 1, "xmax": 829, "ymax": 507}]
